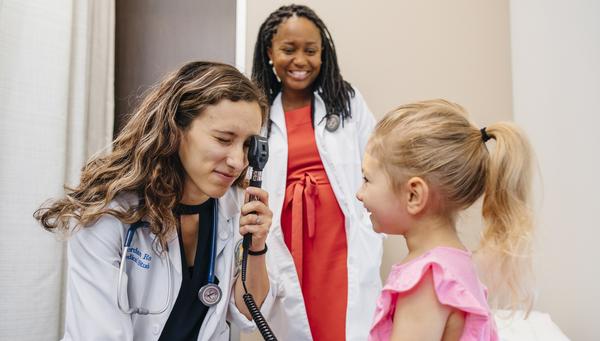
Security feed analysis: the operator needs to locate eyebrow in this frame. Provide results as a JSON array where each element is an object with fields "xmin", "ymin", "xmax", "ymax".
[
  {"xmin": 281, "ymin": 40, "xmax": 320, "ymax": 45},
  {"xmin": 213, "ymin": 130, "xmax": 236, "ymax": 136},
  {"xmin": 215, "ymin": 129, "xmax": 259, "ymax": 142}
]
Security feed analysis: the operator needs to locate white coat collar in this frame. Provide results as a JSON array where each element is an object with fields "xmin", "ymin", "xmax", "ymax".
[
  {"xmin": 217, "ymin": 186, "xmax": 243, "ymax": 221},
  {"xmin": 270, "ymin": 90, "xmax": 327, "ymax": 133}
]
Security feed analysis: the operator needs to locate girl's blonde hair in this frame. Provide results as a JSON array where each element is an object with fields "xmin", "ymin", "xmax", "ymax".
[
  {"xmin": 34, "ymin": 61, "xmax": 268, "ymax": 250},
  {"xmin": 369, "ymin": 99, "xmax": 535, "ymax": 312}
]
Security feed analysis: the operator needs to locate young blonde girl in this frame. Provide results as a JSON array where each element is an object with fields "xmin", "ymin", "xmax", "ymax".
[{"xmin": 357, "ymin": 99, "xmax": 534, "ymax": 340}]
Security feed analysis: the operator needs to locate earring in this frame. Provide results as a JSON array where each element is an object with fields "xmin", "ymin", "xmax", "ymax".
[{"xmin": 268, "ymin": 60, "xmax": 281, "ymax": 82}]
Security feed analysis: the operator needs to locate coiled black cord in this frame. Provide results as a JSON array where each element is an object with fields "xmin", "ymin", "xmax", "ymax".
[
  {"xmin": 241, "ymin": 236, "xmax": 278, "ymax": 340},
  {"xmin": 243, "ymin": 292, "xmax": 277, "ymax": 340}
]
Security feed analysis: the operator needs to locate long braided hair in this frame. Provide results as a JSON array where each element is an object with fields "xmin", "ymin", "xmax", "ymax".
[{"xmin": 251, "ymin": 4, "xmax": 354, "ymax": 135}]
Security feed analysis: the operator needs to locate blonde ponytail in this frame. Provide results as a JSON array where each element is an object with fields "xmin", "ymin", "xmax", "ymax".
[{"xmin": 478, "ymin": 122, "xmax": 535, "ymax": 313}]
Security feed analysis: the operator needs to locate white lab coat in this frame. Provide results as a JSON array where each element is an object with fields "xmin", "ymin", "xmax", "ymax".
[
  {"xmin": 263, "ymin": 88, "xmax": 384, "ymax": 341},
  {"xmin": 61, "ymin": 188, "xmax": 276, "ymax": 341}
]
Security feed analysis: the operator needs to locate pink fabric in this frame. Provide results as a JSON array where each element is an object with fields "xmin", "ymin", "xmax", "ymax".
[{"xmin": 369, "ymin": 247, "xmax": 498, "ymax": 341}]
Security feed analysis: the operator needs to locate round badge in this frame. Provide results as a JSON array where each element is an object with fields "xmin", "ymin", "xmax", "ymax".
[
  {"xmin": 325, "ymin": 114, "xmax": 340, "ymax": 132},
  {"xmin": 198, "ymin": 283, "xmax": 222, "ymax": 306}
]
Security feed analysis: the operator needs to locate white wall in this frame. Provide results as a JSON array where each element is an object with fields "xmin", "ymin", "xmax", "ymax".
[{"xmin": 510, "ymin": 0, "xmax": 600, "ymax": 340}]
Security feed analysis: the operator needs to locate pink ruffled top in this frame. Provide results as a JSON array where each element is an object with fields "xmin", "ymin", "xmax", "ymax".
[{"xmin": 369, "ymin": 247, "xmax": 498, "ymax": 341}]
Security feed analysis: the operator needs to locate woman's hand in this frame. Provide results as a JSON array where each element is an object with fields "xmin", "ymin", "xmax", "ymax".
[
  {"xmin": 239, "ymin": 186, "xmax": 272, "ymax": 251},
  {"xmin": 235, "ymin": 186, "xmax": 272, "ymax": 318}
]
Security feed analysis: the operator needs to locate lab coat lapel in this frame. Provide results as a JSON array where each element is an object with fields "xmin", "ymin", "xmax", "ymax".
[
  {"xmin": 313, "ymin": 92, "xmax": 327, "ymax": 141},
  {"xmin": 216, "ymin": 188, "xmax": 241, "ymax": 258},
  {"xmin": 167, "ymin": 232, "xmax": 182, "ymax": 276},
  {"xmin": 269, "ymin": 93, "xmax": 287, "ymax": 140},
  {"xmin": 136, "ymin": 197, "xmax": 183, "ymax": 277}
]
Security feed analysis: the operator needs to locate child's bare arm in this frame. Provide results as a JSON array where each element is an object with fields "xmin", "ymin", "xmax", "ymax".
[
  {"xmin": 390, "ymin": 269, "xmax": 456, "ymax": 341},
  {"xmin": 441, "ymin": 309, "xmax": 466, "ymax": 341}
]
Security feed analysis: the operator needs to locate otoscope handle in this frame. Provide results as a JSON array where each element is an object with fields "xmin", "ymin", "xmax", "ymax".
[{"xmin": 243, "ymin": 177, "xmax": 262, "ymax": 251}]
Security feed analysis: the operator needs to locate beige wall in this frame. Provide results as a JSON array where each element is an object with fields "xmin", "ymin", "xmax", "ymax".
[
  {"xmin": 510, "ymin": 1, "xmax": 600, "ymax": 339},
  {"xmin": 244, "ymin": 1, "xmax": 513, "ymax": 340},
  {"xmin": 245, "ymin": 0, "xmax": 512, "ymax": 120}
]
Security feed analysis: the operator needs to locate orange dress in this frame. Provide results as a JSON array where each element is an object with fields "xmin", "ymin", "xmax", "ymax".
[{"xmin": 281, "ymin": 104, "xmax": 348, "ymax": 341}]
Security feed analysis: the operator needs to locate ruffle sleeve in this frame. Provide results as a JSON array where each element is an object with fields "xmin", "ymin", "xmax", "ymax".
[{"xmin": 370, "ymin": 251, "xmax": 497, "ymax": 341}]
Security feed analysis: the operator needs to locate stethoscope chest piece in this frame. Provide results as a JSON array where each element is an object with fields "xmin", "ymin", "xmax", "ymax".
[
  {"xmin": 198, "ymin": 283, "xmax": 222, "ymax": 306},
  {"xmin": 325, "ymin": 114, "xmax": 340, "ymax": 132}
]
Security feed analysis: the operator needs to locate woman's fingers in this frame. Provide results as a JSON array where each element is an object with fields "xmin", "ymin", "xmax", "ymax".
[
  {"xmin": 241, "ymin": 200, "xmax": 272, "ymax": 217},
  {"xmin": 244, "ymin": 186, "xmax": 269, "ymax": 205},
  {"xmin": 239, "ymin": 213, "xmax": 267, "ymax": 227},
  {"xmin": 239, "ymin": 212, "xmax": 271, "ymax": 231},
  {"xmin": 239, "ymin": 187, "xmax": 272, "ymax": 245}
]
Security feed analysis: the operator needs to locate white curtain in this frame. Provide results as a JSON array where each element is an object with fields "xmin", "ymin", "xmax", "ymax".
[{"xmin": 0, "ymin": 0, "xmax": 114, "ymax": 339}]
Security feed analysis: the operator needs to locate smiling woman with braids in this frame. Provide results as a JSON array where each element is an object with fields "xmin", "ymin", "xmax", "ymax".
[
  {"xmin": 252, "ymin": 4, "xmax": 383, "ymax": 340},
  {"xmin": 34, "ymin": 61, "xmax": 276, "ymax": 341}
]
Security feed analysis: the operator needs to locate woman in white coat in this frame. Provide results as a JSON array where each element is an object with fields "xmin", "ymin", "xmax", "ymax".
[
  {"xmin": 251, "ymin": 5, "xmax": 383, "ymax": 341},
  {"xmin": 35, "ymin": 62, "xmax": 276, "ymax": 341}
]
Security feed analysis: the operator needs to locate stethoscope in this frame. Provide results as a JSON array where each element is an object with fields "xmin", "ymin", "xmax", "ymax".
[
  {"xmin": 116, "ymin": 200, "xmax": 221, "ymax": 315},
  {"xmin": 196, "ymin": 199, "xmax": 222, "ymax": 306}
]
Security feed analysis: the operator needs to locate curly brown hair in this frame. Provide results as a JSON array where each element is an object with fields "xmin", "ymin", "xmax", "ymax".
[{"xmin": 34, "ymin": 61, "xmax": 268, "ymax": 249}]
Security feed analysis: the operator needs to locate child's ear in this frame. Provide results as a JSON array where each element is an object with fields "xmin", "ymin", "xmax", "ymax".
[
  {"xmin": 267, "ymin": 48, "xmax": 273, "ymax": 61},
  {"xmin": 405, "ymin": 177, "xmax": 429, "ymax": 215}
]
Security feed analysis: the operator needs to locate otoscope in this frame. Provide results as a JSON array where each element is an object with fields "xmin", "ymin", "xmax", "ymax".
[{"xmin": 242, "ymin": 135, "xmax": 277, "ymax": 341}]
